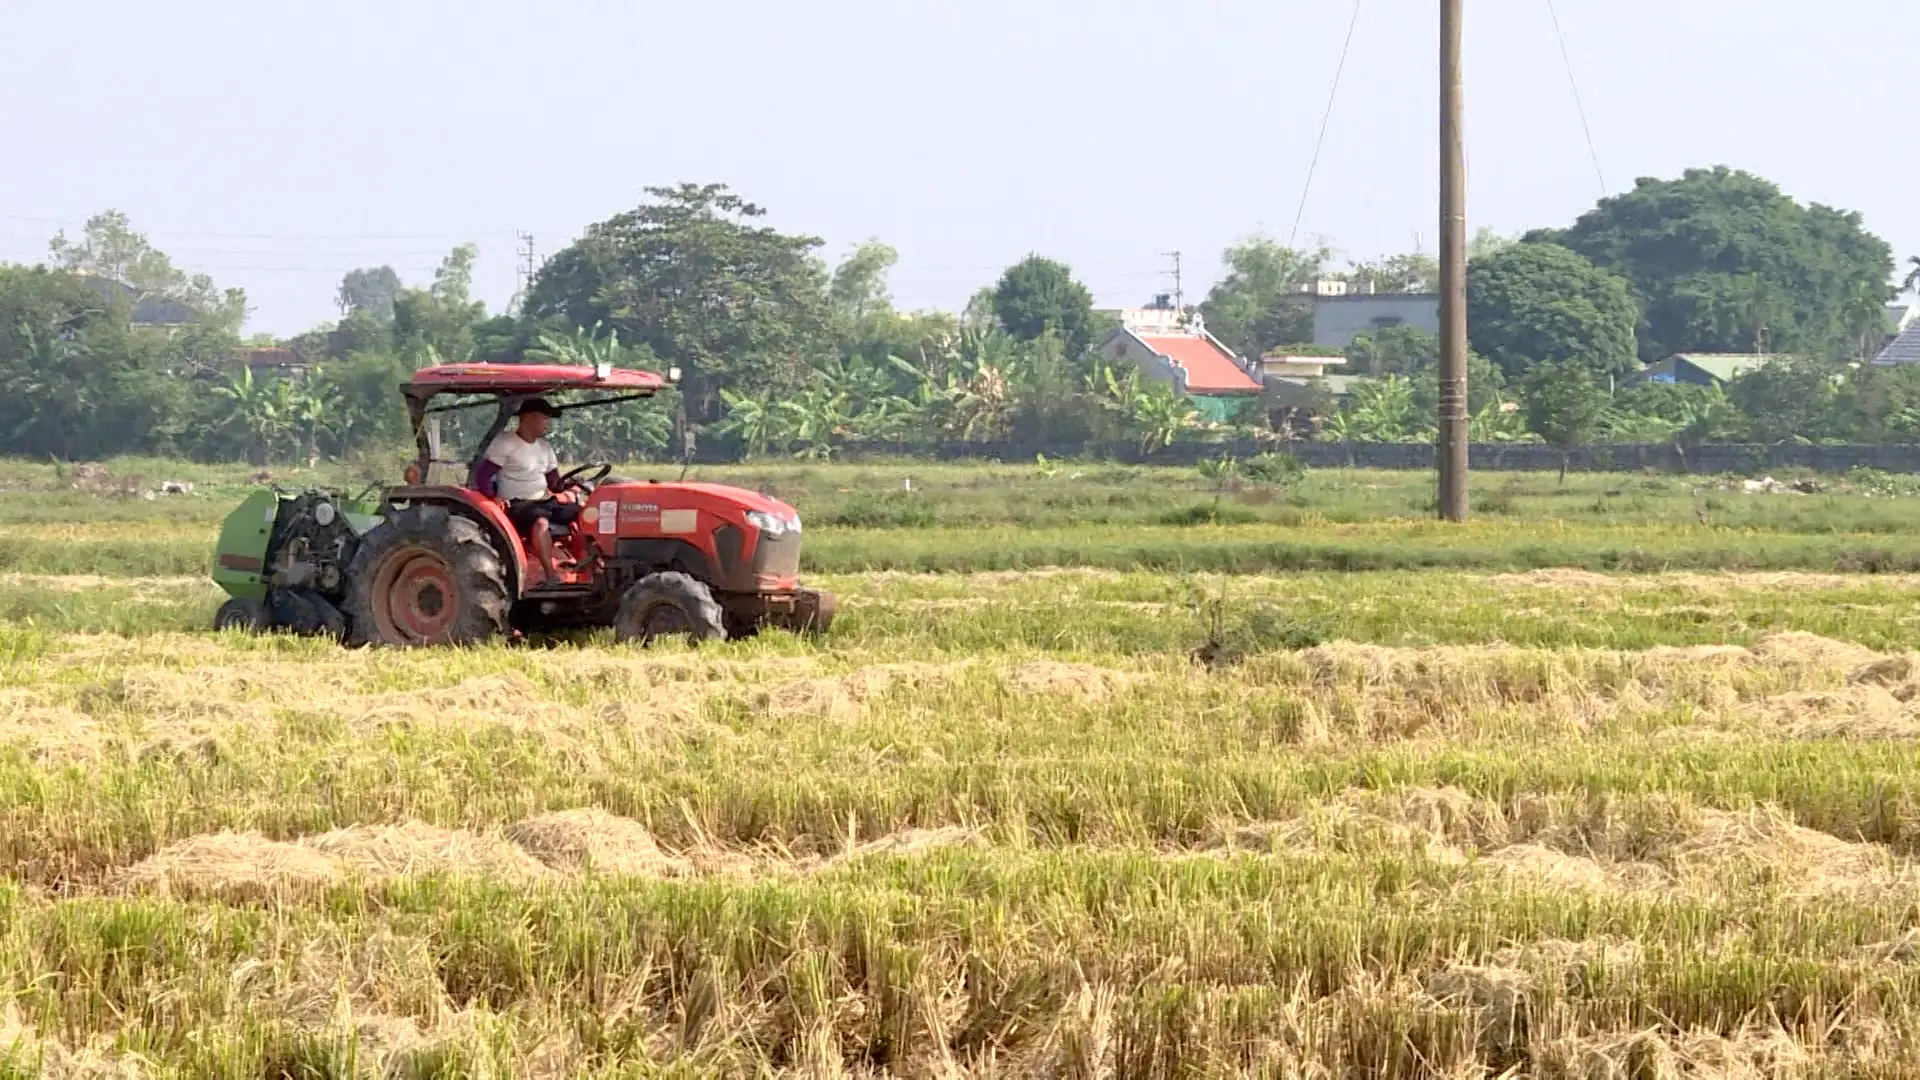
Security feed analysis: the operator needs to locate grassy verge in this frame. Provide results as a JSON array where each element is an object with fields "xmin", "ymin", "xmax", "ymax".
[{"xmin": 19, "ymin": 518, "xmax": 1920, "ymax": 580}]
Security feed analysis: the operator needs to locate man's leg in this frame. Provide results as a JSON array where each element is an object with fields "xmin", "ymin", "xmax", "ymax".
[
  {"xmin": 509, "ymin": 500, "xmax": 562, "ymax": 584},
  {"xmin": 530, "ymin": 514, "xmax": 557, "ymax": 582}
]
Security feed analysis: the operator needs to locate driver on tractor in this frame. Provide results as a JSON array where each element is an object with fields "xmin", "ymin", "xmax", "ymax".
[{"xmin": 473, "ymin": 397, "xmax": 578, "ymax": 584}]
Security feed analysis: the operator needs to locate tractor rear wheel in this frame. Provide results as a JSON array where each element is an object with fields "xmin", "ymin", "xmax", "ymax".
[
  {"xmin": 614, "ymin": 572, "xmax": 727, "ymax": 646},
  {"xmin": 214, "ymin": 597, "xmax": 269, "ymax": 633},
  {"xmin": 271, "ymin": 587, "xmax": 347, "ymax": 640},
  {"xmin": 344, "ymin": 506, "xmax": 510, "ymax": 647}
]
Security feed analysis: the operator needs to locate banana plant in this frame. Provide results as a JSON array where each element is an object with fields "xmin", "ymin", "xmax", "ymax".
[
  {"xmin": 714, "ymin": 389, "xmax": 788, "ymax": 459},
  {"xmin": 1469, "ymin": 397, "xmax": 1529, "ymax": 442}
]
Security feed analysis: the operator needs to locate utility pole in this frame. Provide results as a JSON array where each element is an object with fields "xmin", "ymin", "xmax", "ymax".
[
  {"xmin": 514, "ymin": 231, "xmax": 537, "ymax": 312},
  {"xmin": 1437, "ymin": 0, "xmax": 1470, "ymax": 522},
  {"xmin": 1163, "ymin": 250, "xmax": 1184, "ymax": 316}
]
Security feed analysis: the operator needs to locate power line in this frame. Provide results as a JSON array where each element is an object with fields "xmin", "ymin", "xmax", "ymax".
[
  {"xmin": 1544, "ymin": 0, "xmax": 1608, "ymax": 197},
  {"xmin": 0, "ymin": 211, "xmax": 519, "ymax": 242},
  {"xmin": 1290, "ymin": 0, "xmax": 1364, "ymax": 250}
]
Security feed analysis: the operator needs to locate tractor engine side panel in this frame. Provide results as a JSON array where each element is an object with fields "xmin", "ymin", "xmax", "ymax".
[{"xmin": 586, "ymin": 484, "xmax": 794, "ymax": 594}]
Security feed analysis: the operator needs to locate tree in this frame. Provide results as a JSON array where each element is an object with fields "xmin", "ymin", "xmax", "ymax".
[
  {"xmin": 1344, "ymin": 325, "xmax": 1505, "ymax": 415},
  {"xmin": 1198, "ymin": 238, "xmax": 1331, "ymax": 357},
  {"xmin": 827, "ymin": 241, "xmax": 897, "ymax": 324},
  {"xmin": 1344, "ymin": 252, "xmax": 1438, "ymax": 294},
  {"xmin": 337, "ymin": 266, "xmax": 402, "ymax": 322},
  {"xmin": 991, "ymin": 255, "xmax": 1095, "ymax": 354},
  {"xmin": 1606, "ymin": 381, "xmax": 1735, "ymax": 447},
  {"xmin": 1723, "ymin": 356, "xmax": 1838, "ymax": 443},
  {"xmin": 1529, "ymin": 167, "xmax": 1895, "ymax": 362},
  {"xmin": 47, "ymin": 210, "xmax": 247, "ymax": 330},
  {"xmin": 1468, "ymin": 228, "xmax": 1515, "ymax": 261},
  {"xmin": 393, "ymin": 244, "xmax": 488, "ymax": 362},
  {"xmin": 525, "ymin": 183, "xmax": 832, "ymax": 421},
  {"xmin": 1466, "ymin": 242, "xmax": 1640, "ymax": 381},
  {"xmin": 1902, "ymin": 256, "xmax": 1920, "ymax": 299},
  {"xmin": 1520, "ymin": 360, "xmax": 1610, "ymax": 482}
]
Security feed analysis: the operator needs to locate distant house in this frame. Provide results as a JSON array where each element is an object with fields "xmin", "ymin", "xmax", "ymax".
[
  {"xmin": 1097, "ymin": 307, "xmax": 1264, "ymax": 411},
  {"xmin": 73, "ymin": 273, "xmax": 197, "ymax": 329},
  {"xmin": 1873, "ymin": 322, "xmax": 1920, "ymax": 367},
  {"xmin": 1305, "ymin": 280, "xmax": 1441, "ymax": 348},
  {"xmin": 236, "ymin": 346, "xmax": 310, "ymax": 380},
  {"xmin": 1259, "ymin": 350, "xmax": 1348, "ymax": 380},
  {"xmin": 1639, "ymin": 353, "xmax": 1772, "ymax": 387},
  {"xmin": 1888, "ymin": 301, "xmax": 1919, "ymax": 336}
]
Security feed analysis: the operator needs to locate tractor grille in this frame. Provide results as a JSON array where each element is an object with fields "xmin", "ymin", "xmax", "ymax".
[{"xmin": 752, "ymin": 530, "xmax": 802, "ymax": 581}]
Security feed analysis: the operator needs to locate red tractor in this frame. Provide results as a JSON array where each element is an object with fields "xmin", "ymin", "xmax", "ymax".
[{"xmin": 284, "ymin": 362, "xmax": 832, "ymax": 647}]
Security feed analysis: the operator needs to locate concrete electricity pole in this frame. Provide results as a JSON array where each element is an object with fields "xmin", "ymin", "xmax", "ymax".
[{"xmin": 1438, "ymin": 0, "xmax": 1470, "ymax": 521}]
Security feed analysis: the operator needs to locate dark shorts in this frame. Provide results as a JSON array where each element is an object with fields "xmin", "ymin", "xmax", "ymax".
[{"xmin": 505, "ymin": 497, "xmax": 581, "ymax": 535}]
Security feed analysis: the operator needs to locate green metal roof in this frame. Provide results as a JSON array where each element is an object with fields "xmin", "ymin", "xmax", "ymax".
[{"xmin": 1670, "ymin": 354, "xmax": 1772, "ymax": 382}]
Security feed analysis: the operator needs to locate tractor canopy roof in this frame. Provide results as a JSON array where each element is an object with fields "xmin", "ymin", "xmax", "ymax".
[{"xmin": 402, "ymin": 363, "xmax": 667, "ymax": 399}]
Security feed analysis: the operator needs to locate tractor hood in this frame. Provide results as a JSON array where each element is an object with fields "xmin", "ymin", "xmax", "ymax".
[{"xmin": 670, "ymin": 482, "xmax": 796, "ymax": 517}]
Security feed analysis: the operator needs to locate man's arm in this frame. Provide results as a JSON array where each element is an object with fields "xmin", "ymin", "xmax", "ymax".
[{"xmin": 474, "ymin": 458, "xmax": 503, "ymax": 498}]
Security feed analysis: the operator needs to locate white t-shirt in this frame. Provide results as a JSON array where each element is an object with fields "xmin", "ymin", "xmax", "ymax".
[{"xmin": 483, "ymin": 432, "xmax": 559, "ymax": 502}]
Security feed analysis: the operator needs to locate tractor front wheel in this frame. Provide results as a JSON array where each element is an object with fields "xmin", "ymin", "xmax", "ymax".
[
  {"xmin": 614, "ymin": 572, "xmax": 727, "ymax": 646},
  {"xmin": 344, "ymin": 506, "xmax": 510, "ymax": 647},
  {"xmin": 214, "ymin": 597, "xmax": 269, "ymax": 634}
]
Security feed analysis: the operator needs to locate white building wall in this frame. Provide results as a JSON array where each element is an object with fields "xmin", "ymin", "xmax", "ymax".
[
  {"xmin": 1101, "ymin": 334, "xmax": 1187, "ymax": 392},
  {"xmin": 1311, "ymin": 295, "xmax": 1441, "ymax": 349}
]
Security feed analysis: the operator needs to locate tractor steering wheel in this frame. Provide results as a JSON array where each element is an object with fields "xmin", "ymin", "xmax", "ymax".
[{"xmin": 557, "ymin": 462, "xmax": 613, "ymax": 492}]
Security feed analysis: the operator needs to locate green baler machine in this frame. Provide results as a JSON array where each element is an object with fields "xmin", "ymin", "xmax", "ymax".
[{"xmin": 212, "ymin": 487, "xmax": 383, "ymax": 636}]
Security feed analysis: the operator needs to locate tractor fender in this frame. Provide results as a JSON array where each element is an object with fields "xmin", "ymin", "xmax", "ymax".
[{"xmin": 380, "ymin": 486, "xmax": 532, "ymax": 597}]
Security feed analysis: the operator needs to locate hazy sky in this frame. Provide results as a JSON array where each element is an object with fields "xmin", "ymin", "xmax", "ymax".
[{"xmin": 2, "ymin": 1, "xmax": 1914, "ymax": 336}]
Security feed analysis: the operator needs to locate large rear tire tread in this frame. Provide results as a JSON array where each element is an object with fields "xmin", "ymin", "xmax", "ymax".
[
  {"xmin": 614, "ymin": 571, "xmax": 727, "ymax": 646},
  {"xmin": 344, "ymin": 505, "xmax": 510, "ymax": 647}
]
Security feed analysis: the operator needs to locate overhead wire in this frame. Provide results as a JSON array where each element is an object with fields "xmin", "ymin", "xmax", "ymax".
[
  {"xmin": 1289, "ymin": 0, "xmax": 1364, "ymax": 250},
  {"xmin": 1544, "ymin": 0, "xmax": 1608, "ymax": 197}
]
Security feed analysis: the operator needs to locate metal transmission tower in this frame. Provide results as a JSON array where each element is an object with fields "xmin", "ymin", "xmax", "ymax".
[{"xmin": 1437, "ymin": 0, "xmax": 1469, "ymax": 522}]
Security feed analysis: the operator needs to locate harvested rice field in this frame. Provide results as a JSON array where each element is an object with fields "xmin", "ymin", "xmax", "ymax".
[{"xmin": 8, "ymin": 466, "xmax": 1920, "ymax": 1077}]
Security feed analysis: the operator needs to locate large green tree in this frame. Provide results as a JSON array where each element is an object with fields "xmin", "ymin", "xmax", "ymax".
[
  {"xmin": 48, "ymin": 210, "xmax": 247, "ymax": 331},
  {"xmin": 0, "ymin": 265, "xmax": 212, "ymax": 460},
  {"xmin": 1529, "ymin": 167, "xmax": 1895, "ymax": 362},
  {"xmin": 1520, "ymin": 359, "xmax": 1610, "ymax": 482},
  {"xmin": 1344, "ymin": 325, "xmax": 1506, "ymax": 414},
  {"xmin": 1198, "ymin": 238, "xmax": 1330, "ymax": 358},
  {"xmin": 1723, "ymin": 356, "xmax": 1839, "ymax": 443},
  {"xmin": 991, "ymin": 255, "xmax": 1095, "ymax": 354},
  {"xmin": 393, "ymin": 244, "xmax": 487, "ymax": 362},
  {"xmin": 337, "ymin": 266, "xmax": 401, "ymax": 322},
  {"xmin": 525, "ymin": 183, "xmax": 832, "ymax": 420},
  {"xmin": 1466, "ymin": 242, "xmax": 1640, "ymax": 381}
]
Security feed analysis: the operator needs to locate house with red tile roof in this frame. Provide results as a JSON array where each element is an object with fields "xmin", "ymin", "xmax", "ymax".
[{"xmin": 1097, "ymin": 306, "xmax": 1265, "ymax": 402}]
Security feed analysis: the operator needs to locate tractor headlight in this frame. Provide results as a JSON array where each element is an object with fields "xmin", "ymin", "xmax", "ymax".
[{"xmin": 745, "ymin": 510, "xmax": 788, "ymax": 538}]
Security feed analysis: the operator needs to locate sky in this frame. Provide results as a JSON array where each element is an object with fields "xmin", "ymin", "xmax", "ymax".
[{"xmin": 2, "ymin": 0, "xmax": 1914, "ymax": 337}]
